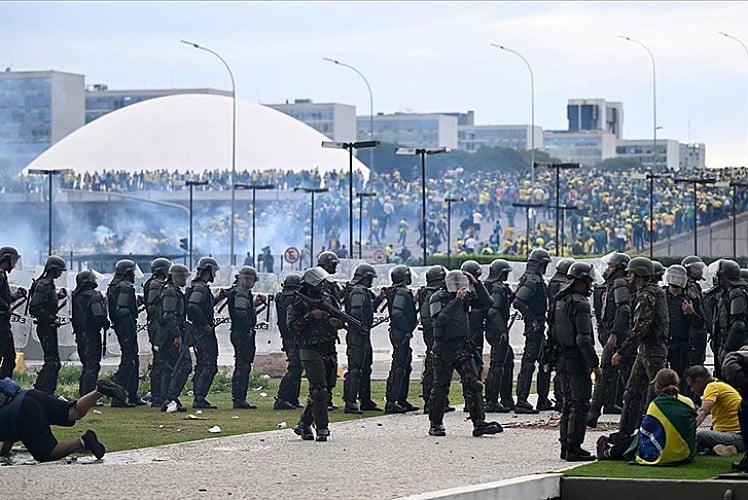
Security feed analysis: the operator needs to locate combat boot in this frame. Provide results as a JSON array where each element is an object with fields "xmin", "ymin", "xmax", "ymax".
[
  {"xmin": 273, "ymin": 398, "xmax": 297, "ymax": 410},
  {"xmin": 315, "ymin": 428, "xmax": 330, "ymax": 442},
  {"xmin": 359, "ymin": 400, "xmax": 383, "ymax": 412},
  {"xmin": 233, "ymin": 400, "xmax": 258, "ymax": 410},
  {"xmin": 565, "ymin": 447, "xmax": 595, "ymax": 462},
  {"xmin": 514, "ymin": 400, "xmax": 539, "ymax": 414},
  {"xmin": 428, "ymin": 423, "xmax": 446, "ymax": 436},
  {"xmin": 586, "ymin": 409, "xmax": 601, "ymax": 428},
  {"xmin": 603, "ymin": 404, "xmax": 622, "ymax": 415},
  {"xmin": 193, "ymin": 398, "xmax": 218, "ymax": 409},
  {"xmin": 732, "ymin": 455, "xmax": 748, "ymax": 472},
  {"xmin": 444, "ymin": 405, "xmax": 456, "ymax": 413},
  {"xmin": 536, "ymin": 398, "xmax": 554, "ymax": 411},
  {"xmin": 344, "ymin": 402, "xmax": 363, "ymax": 414},
  {"xmin": 294, "ymin": 422, "xmax": 314, "ymax": 441},
  {"xmin": 472, "ymin": 421, "xmax": 503, "ymax": 437},
  {"xmin": 485, "ymin": 402, "xmax": 510, "ymax": 413},
  {"xmin": 384, "ymin": 402, "xmax": 409, "ymax": 414},
  {"xmin": 500, "ymin": 398, "xmax": 516, "ymax": 411},
  {"xmin": 398, "ymin": 400, "xmax": 420, "ymax": 412}
]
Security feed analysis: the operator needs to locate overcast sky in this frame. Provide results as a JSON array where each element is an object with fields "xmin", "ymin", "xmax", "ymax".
[{"xmin": 2, "ymin": 1, "xmax": 747, "ymax": 167}]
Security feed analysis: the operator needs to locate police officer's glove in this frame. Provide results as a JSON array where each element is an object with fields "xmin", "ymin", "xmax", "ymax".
[
  {"xmin": 13, "ymin": 287, "xmax": 26, "ymax": 299},
  {"xmin": 310, "ymin": 309, "xmax": 326, "ymax": 320},
  {"xmin": 329, "ymin": 318, "xmax": 344, "ymax": 329},
  {"xmin": 255, "ymin": 295, "xmax": 267, "ymax": 305},
  {"xmin": 604, "ymin": 334, "xmax": 617, "ymax": 351},
  {"xmin": 57, "ymin": 288, "xmax": 67, "ymax": 299}
]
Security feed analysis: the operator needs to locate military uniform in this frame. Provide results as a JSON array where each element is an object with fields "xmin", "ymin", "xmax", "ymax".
[
  {"xmin": 665, "ymin": 288, "xmax": 705, "ymax": 382},
  {"xmin": 551, "ymin": 287, "xmax": 598, "ymax": 459},
  {"xmin": 227, "ymin": 283, "xmax": 258, "ymax": 408},
  {"xmin": 512, "ymin": 268, "xmax": 548, "ymax": 410},
  {"xmin": 107, "ymin": 277, "xmax": 140, "ymax": 404},
  {"xmin": 343, "ymin": 282, "xmax": 382, "ymax": 411},
  {"xmin": 29, "ymin": 277, "xmax": 61, "ymax": 395},
  {"xmin": 418, "ymin": 284, "xmax": 441, "ymax": 410},
  {"xmin": 484, "ymin": 279, "xmax": 512, "ymax": 411},
  {"xmin": 158, "ymin": 280, "xmax": 192, "ymax": 409},
  {"xmin": 71, "ymin": 279, "xmax": 109, "ymax": 396},
  {"xmin": 275, "ymin": 282, "xmax": 303, "ymax": 408},
  {"xmin": 614, "ymin": 282, "xmax": 668, "ymax": 446},
  {"xmin": 143, "ymin": 274, "xmax": 166, "ymax": 405},
  {"xmin": 543, "ymin": 269, "xmax": 570, "ymax": 410},
  {"xmin": 0, "ymin": 270, "xmax": 15, "ymax": 379},
  {"xmin": 187, "ymin": 279, "xmax": 218, "ymax": 407},
  {"xmin": 385, "ymin": 284, "xmax": 418, "ymax": 410},
  {"xmin": 288, "ymin": 282, "xmax": 340, "ymax": 439}
]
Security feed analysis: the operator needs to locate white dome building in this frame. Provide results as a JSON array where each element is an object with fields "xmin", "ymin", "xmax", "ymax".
[{"xmin": 24, "ymin": 94, "xmax": 368, "ymax": 176}]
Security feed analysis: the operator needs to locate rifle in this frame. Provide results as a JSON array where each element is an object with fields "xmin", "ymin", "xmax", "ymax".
[{"xmin": 293, "ymin": 290, "xmax": 368, "ymax": 332}]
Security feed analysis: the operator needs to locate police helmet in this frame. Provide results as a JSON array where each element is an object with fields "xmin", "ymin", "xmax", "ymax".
[
  {"xmin": 282, "ymin": 272, "xmax": 302, "ymax": 288},
  {"xmin": 652, "ymin": 260, "xmax": 665, "ymax": 278},
  {"xmin": 717, "ymin": 259, "xmax": 742, "ymax": 281},
  {"xmin": 555, "ymin": 258, "xmax": 575, "ymax": 276},
  {"xmin": 0, "ymin": 246, "xmax": 20, "ymax": 266},
  {"xmin": 487, "ymin": 259, "xmax": 512, "ymax": 281},
  {"xmin": 741, "ymin": 269, "xmax": 748, "ymax": 281},
  {"xmin": 528, "ymin": 248, "xmax": 551, "ymax": 265},
  {"xmin": 352, "ymin": 263, "xmax": 377, "ymax": 284},
  {"xmin": 390, "ymin": 265, "xmax": 411, "ymax": 286},
  {"xmin": 445, "ymin": 270, "xmax": 469, "ymax": 293},
  {"xmin": 150, "ymin": 257, "xmax": 172, "ymax": 277},
  {"xmin": 626, "ymin": 256, "xmax": 654, "ymax": 277},
  {"xmin": 605, "ymin": 252, "xmax": 631, "ymax": 271},
  {"xmin": 236, "ymin": 266, "xmax": 258, "ymax": 279},
  {"xmin": 44, "ymin": 255, "xmax": 67, "ymax": 274},
  {"xmin": 75, "ymin": 270, "xmax": 97, "ymax": 287},
  {"xmin": 168, "ymin": 264, "xmax": 190, "ymax": 286},
  {"xmin": 460, "ymin": 260, "xmax": 482, "ymax": 279},
  {"xmin": 302, "ymin": 266, "xmax": 330, "ymax": 287},
  {"xmin": 425, "ymin": 265, "xmax": 447, "ymax": 286},
  {"xmin": 197, "ymin": 257, "xmax": 220, "ymax": 276},
  {"xmin": 664, "ymin": 265, "xmax": 688, "ymax": 288},
  {"xmin": 114, "ymin": 259, "xmax": 136, "ymax": 276},
  {"xmin": 317, "ymin": 251, "xmax": 340, "ymax": 272}
]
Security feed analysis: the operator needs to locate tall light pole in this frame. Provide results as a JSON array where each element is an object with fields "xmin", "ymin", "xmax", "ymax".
[
  {"xmin": 512, "ymin": 202, "xmax": 544, "ymax": 256},
  {"xmin": 395, "ymin": 147, "xmax": 449, "ymax": 265},
  {"xmin": 323, "ymin": 58, "xmax": 376, "ymax": 171},
  {"xmin": 322, "ymin": 140, "xmax": 380, "ymax": 255},
  {"xmin": 619, "ymin": 35, "xmax": 658, "ymax": 170},
  {"xmin": 445, "ymin": 197, "xmax": 464, "ymax": 268},
  {"xmin": 234, "ymin": 183, "xmax": 275, "ymax": 269},
  {"xmin": 675, "ymin": 177, "xmax": 716, "ymax": 255},
  {"xmin": 356, "ymin": 192, "xmax": 377, "ymax": 259},
  {"xmin": 28, "ymin": 168, "xmax": 72, "ymax": 258},
  {"xmin": 731, "ymin": 181, "xmax": 748, "ymax": 259},
  {"xmin": 718, "ymin": 32, "xmax": 748, "ymax": 166},
  {"xmin": 533, "ymin": 162, "xmax": 580, "ymax": 256},
  {"xmin": 186, "ymin": 179, "xmax": 209, "ymax": 270},
  {"xmin": 294, "ymin": 187, "xmax": 329, "ymax": 267},
  {"xmin": 490, "ymin": 43, "xmax": 535, "ymax": 186},
  {"xmin": 182, "ymin": 39, "xmax": 238, "ymax": 264}
]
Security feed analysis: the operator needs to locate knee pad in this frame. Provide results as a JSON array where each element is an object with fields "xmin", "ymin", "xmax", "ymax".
[
  {"xmin": 347, "ymin": 367, "xmax": 362, "ymax": 380},
  {"xmin": 470, "ymin": 379, "xmax": 483, "ymax": 395},
  {"xmin": 310, "ymin": 384, "xmax": 328, "ymax": 402}
]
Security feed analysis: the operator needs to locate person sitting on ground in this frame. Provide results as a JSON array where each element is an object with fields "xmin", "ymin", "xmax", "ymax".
[
  {"xmin": 0, "ymin": 377, "xmax": 125, "ymax": 462},
  {"xmin": 624, "ymin": 368, "xmax": 697, "ymax": 465},
  {"xmin": 685, "ymin": 365, "xmax": 744, "ymax": 456}
]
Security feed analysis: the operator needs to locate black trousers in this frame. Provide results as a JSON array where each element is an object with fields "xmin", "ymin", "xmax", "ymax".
[
  {"xmin": 193, "ymin": 333, "xmax": 218, "ymax": 400},
  {"xmin": 230, "ymin": 329, "xmax": 257, "ymax": 403},
  {"xmin": 386, "ymin": 331, "xmax": 412, "ymax": 405},
  {"xmin": 0, "ymin": 320, "xmax": 15, "ymax": 379},
  {"xmin": 35, "ymin": 325, "xmax": 60, "ymax": 395},
  {"xmin": 344, "ymin": 331, "xmax": 372, "ymax": 404},
  {"xmin": 557, "ymin": 349, "xmax": 592, "ymax": 452},
  {"xmin": 277, "ymin": 335, "xmax": 302, "ymax": 405},
  {"xmin": 114, "ymin": 325, "xmax": 139, "ymax": 402},
  {"xmin": 75, "ymin": 329, "xmax": 102, "ymax": 397},
  {"xmin": 429, "ymin": 338, "xmax": 486, "ymax": 427},
  {"xmin": 485, "ymin": 334, "xmax": 511, "ymax": 404},
  {"xmin": 161, "ymin": 340, "xmax": 192, "ymax": 402}
]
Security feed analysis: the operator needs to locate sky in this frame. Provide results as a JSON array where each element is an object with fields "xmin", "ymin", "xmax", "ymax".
[{"xmin": 2, "ymin": 1, "xmax": 747, "ymax": 167}]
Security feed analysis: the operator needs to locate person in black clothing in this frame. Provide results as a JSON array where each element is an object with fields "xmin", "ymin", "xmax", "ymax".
[
  {"xmin": 71, "ymin": 270, "xmax": 109, "ymax": 397},
  {"xmin": 228, "ymin": 266, "xmax": 266, "ymax": 409},
  {"xmin": 461, "ymin": 260, "xmax": 486, "ymax": 378},
  {"xmin": 289, "ymin": 267, "xmax": 342, "ymax": 442},
  {"xmin": 343, "ymin": 263, "xmax": 385, "ymax": 414},
  {"xmin": 187, "ymin": 257, "xmax": 224, "ymax": 409},
  {"xmin": 384, "ymin": 265, "xmax": 419, "ymax": 414},
  {"xmin": 106, "ymin": 259, "xmax": 142, "ymax": 407},
  {"xmin": 0, "ymin": 247, "xmax": 25, "ymax": 379},
  {"xmin": 317, "ymin": 251, "xmax": 342, "ymax": 410},
  {"xmin": 681, "ymin": 255, "xmax": 708, "ymax": 366},
  {"xmin": 142, "ymin": 257, "xmax": 171, "ymax": 407},
  {"xmin": 274, "ymin": 273, "xmax": 304, "ymax": 410},
  {"xmin": 158, "ymin": 264, "xmax": 192, "ymax": 413},
  {"xmin": 484, "ymin": 259, "xmax": 513, "ymax": 413},
  {"xmin": 512, "ymin": 248, "xmax": 551, "ymax": 413},
  {"xmin": 428, "ymin": 270, "xmax": 503, "ymax": 437},
  {"xmin": 29, "ymin": 256, "xmax": 67, "ymax": 396}
]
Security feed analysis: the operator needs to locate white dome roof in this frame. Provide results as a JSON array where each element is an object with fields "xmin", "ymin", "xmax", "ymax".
[{"xmin": 24, "ymin": 94, "xmax": 368, "ymax": 175}]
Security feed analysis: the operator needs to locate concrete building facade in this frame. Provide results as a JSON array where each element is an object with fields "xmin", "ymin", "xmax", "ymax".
[{"xmin": 266, "ymin": 98, "xmax": 356, "ymax": 142}]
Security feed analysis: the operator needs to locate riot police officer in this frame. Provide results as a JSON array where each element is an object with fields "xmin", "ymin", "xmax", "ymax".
[
  {"xmin": 274, "ymin": 273, "xmax": 303, "ymax": 410},
  {"xmin": 289, "ymin": 267, "xmax": 342, "ymax": 442},
  {"xmin": 588, "ymin": 252, "xmax": 632, "ymax": 428},
  {"xmin": 343, "ymin": 263, "xmax": 385, "ymax": 414},
  {"xmin": 159, "ymin": 264, "xmax": 192, "ymax": 413},
  {"xmin": 187, "ymin": 257, "xmax": 222, "ymax": 409},
  {"xmin": 550, "ymin": 262, "xmax": 601, "ymax": 461},
  {"xmin": 462, "ymin": 259, "xmax": 486, "ymax": 377},
  {"xmin": 418, "ymin": 265, "xmax": 454, "ymax": 414},
  {"xmin": 143, "ymin": 257, "xmax": 171, "ymax": 407},
  {"xmin": 228, "ymin": 266, "xmax": 266, "ymax": 409},
  {"xmin": 29, "ymin": 255, "xmax": 67, "ymax": 395},
  {"xmin": 484, "ymin": 259, "xmax": 513, "ymax": 413},
  {"xmin": 605, "ymin": 257, "xmax": 669, "ymax": 459},
  {"xmin": 428, "ymin": 270, "xmax": 502, "ymax": 437},
  {"xmin": 682, "ymin": 255, "xmax": 708, "ymax": 365},
  {"xmin": 717, "ymin": 260, "xmax": 748, "ymax": 361},
  {"xmin": 317, "ymin": 251, "xmax": 342, "ymax": 410},
  {"xmin": 72, "ymin": 270, "xmax": 109, "ymax": 397},
  {"xmin": 384, "ymin": 265, "xmax": 419, "ymax": 414},
  {"xmin": 543, "ymin": 257, "xmax": 575, "ymax": 412},
  {"xmin": 0, "ymin": 247, "xmax": 25, "ymax": 379},
  {"xmin": 107, "ymin": 259, "xmax": 142, "ymax": 407},
  {"xmin": 512, "ymin": 248, "xmax": 550, "ymax": 413}
]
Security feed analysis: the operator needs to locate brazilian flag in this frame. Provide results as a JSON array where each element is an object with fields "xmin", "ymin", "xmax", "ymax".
[{"xmin": 625, "ymin": 394, "xmax": 697, "ymax": 465}]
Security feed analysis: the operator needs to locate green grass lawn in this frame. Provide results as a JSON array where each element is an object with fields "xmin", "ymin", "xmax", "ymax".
[{"xmin": 564, "ymin": 454, "xmax": 739, "ymax": 480}]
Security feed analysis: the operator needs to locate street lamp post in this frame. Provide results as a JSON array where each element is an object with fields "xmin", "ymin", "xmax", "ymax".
[
  {"xmin": 181, "ymin": 39, "xmax": 238, "ymax": 265},
  {"xmin": 718, "ymin": 32, "xmax": 748, "ymax": 168},
  {"xmin": 395, "ymin": 147, "xmax": 449, "ymax": 265},
  {"xmin": 356, "ymin": 192, "xmax": 377, "ymax": 259},
  {"xmin": 294, "ymin": 187, "xmax": 329, "ymax": 267},
  {"xmin": 490, "ymin": 43, "xmax": 535, "ymax": 186},
  {"xmin": 445, "ymin": 197, "xmax": 464, "ymax": 268},
  {"xmin": 234, "ymin": 183, "xmax": 275, "ymax": 269},
  {"xmin": 549, "ymin": 204, "xmax": 578, "ymax": 256},
  {"xmin": 512, "ymin": 202, "xmax": 545, "ymax": 256},
  {"xmin": 730, "ymin": 181, "xmax": 748, "ymax": 259},
  {"xmin": 28, "ymin": 168, "xmax": 72, "ymax": 258},
  {"xmin": 323, "ymin": 58, "xmax": 376, "ymax": 171},
  {"xmin": 322, "ymin": 140, "xmax": 380, "ymax": 256},
  {"xmin": 186, "ymin": 180, "xmax": 209, "ymax": 270},
  {"xmin": 674, "ymin": 177, "xmax": 716, "ymax": 255},
  {"xmin": 533, "ymin": 162, "xmax": 580, "ymax": 256},
  {"xmin": 619, "ymin": 36, "xmax": 658, "ymax": 170}
]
